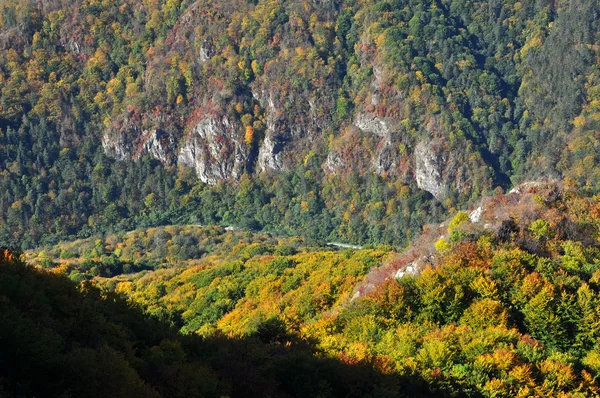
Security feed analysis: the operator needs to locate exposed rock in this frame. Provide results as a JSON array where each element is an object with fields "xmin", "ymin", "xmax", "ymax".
[
  {"xmin": 324, "ymin": 151, "xmax": 344, "ymax": 174},
  {"xmin": 102, "ymin": 130, "xmax": 133, "ymax": 161},
  {"xmin": 509, "ymin": 181, "xmax": 545, "ymax": 194},
  {"xmin": 256, "ymin": 92, "xmax": 285, "ymax": 173},
  {"xmin": 374, "ymin": 144, "xmax": 397, "ymax": 176},
  {"xmin": 372, "ymin": 64, "xmax": 384, "ymax": 89},
  {"xmin": 353, "ymin": 113, "xmax": 398, "ymax": 175},
  {"xmin": 469, "ymin": 206, "xmax": 483, "ymax": 223},
  {"xmin": 198, "ymin": 45, "xmax": 213, "ymax": 63},
  {"xmin": 395, "ymin": 263, "xmax": 418, "ymax": 279},
  {"xmin": 354, "ymin": 113, "xmax": 391, "ymax": 139},
  {"xmin": 102, "ymin": 117, "xmax": 176, "ymax": 164},
  {"xmin": 253, "ymin": 85, "xmax": 323, "ymax": 173},
  {"xmin": 178, "ymin": 116, "xmax": 247, "ymax": 185},
  {"xmin": 138, "ymin": 129, "xmax": 174, "ymax": 164},
  {"xmin": 257, "ymin": 131, "xmax": 284, "ymax": 172},
  {"xmin": 414, "ymin": 140, "xmax": 449, "ymax": 200}
]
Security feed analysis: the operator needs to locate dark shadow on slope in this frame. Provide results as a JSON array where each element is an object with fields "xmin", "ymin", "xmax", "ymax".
[{"xmin": 0, "ymin": 248, "xmax": 464, "ymax": 398}]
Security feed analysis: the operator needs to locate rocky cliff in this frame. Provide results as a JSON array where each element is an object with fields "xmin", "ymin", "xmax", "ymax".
[
  {"xmin": 94, "ymin": 0, "xmax": 497, "ymax": 202},
  {"xmin": 8, "ymin": 0, "xmax": 593, "ymax": 204},
  {"xmin": 178, "ymin": 115, "xmax": 247, "ymax": 184}
]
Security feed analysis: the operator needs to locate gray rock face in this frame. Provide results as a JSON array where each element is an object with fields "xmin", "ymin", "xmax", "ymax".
[
  {"xmin": 324, "ymin": 151, "xmax": 343, "ymax": 174},
  {"xmin": 354, "ymin": 113, "xmax": 391, "ymax": 138},
  {"xmin": 395, "ymin": 263, "xmax": 418, "ymax": 279},
  {"xmin": 373, "ymin": 145, "xmax": 397, "ymax": 175},
  {"xmin": 101, "ymin": 130, "xmax": 133, "ymax": 161},
  {"xmin": 353, "ymin": 113, "xmax": 396, "ymax": 175},
  {"xmin": 469, "ymin": 206, "xmax": 483, "ymax": 223},
  {"xmin": 138, "ymin": 129, "xmax": 174, "ymax": 163},
  {"xmin": 198, "ymin": 46, "xmax": 211, "ymax": 63},
  {"xmin": 178, "ymin": 116, "xmax": 247, "ymax": 185},
  {"xmin": 256, "ymin": 93, "xmax": 285, "ymax": 172},
  {"xmin": 414, "ymin": 140, "xmax": 449, "ymax": 200},
  {"xmin": 257, "ymin": 130, "xmax": 284, "ymax": 172},
  {"xmin": 102, "ymin": 123, "xmax": 175, "ymax": 164}
]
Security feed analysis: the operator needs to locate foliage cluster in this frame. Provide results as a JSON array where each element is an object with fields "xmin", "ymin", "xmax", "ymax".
[
  {"xmin": 1, "ymin": 0, "xmax": 600, "ymax": 249},
  {"xmin": 0, "ymin": 248, "xmax": 434, "ymax": 397},
  {"xmin": 72, "ymin": 185, "xmax": 600, "ymax": 396}
]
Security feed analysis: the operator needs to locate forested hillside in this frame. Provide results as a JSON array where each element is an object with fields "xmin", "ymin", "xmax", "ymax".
[
  {"xmin": 21, "ymin": 181, "xmax": 600, "ymax": 396},
  {"xmin": 1, "ymin": 0, "xmax": 600, "ymax": 248},
  {"xmin": 2, "ymin": 248, "xmax": 425, "ymax": 397},
  {"xmin": 4, "ymin": 1, "xmax": 600, "ymax": 395}
]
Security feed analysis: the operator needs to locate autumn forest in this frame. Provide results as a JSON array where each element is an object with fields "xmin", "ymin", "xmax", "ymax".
[{"xmin": 1, "ymin": 0, "xmax": 600, "ymax": 396}]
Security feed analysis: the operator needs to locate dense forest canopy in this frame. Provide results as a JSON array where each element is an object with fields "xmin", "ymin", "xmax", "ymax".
[
  {"xmin": 0, "ymin": 0, "xmax": 599, "ymax": 248},
  {"xmin": 1, "ymin": 248, "xmax": 424, "ymax": 397},
  {"xmin": 15, "ymin": 182, "xmax": 600, "ymax": 397},
  {"xmin": 4, "ymin": 1, "xmax": 600, "ymax": 396}
]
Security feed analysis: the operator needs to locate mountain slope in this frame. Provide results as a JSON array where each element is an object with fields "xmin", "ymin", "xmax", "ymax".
[
  {"xmin": 1, "ymin": 248, "xmax": 433, "ymax": 397},
  {"xmin": 26, "ymin": 181, "xmax": 600, "ymax": 396},
  {"xmin": 1, "ymin": 0, "xmax": 600, "ymax": 247}
]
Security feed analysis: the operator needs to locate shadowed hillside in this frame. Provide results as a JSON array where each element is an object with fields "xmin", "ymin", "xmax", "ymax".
[
  {"xmin": 0, "ymin": 248, "xmax": 436, "ymax": 398},
  {"xmin": 2, "ymin": 0, "xmax": 600, "ymax": 249},
  {"xmin": 18, "ymin": 182, "xmax": 600, "ymax": 396}
]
